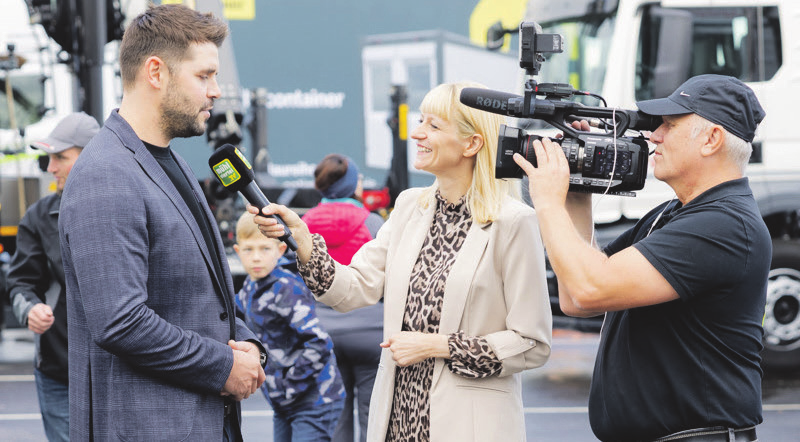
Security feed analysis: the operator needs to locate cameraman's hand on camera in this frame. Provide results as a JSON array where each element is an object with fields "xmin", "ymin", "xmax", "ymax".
[
  {"xmin": 562, "ymin": 120, "xmax": 593, "ymax": 205},
  {"xmin": 514, "ymin": 120, "xmax": 592, "ymax": 213},
  {"xmin": 555, "ymin": 120, "xmax": 591, "ymax": 139},
  {"xmin": 514, "ymin": 137, "xmax": 570, "ymax": 213}
]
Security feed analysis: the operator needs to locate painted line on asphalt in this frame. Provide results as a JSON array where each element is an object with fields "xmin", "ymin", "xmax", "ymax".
[
  {"xmin": 522, "ymin": 404, "xmax": 800, "ymax": 413},
  {"xmin": 2, "ymin": 403, "xmax": 799, "ymax": 422},
  {"xmin": 245, "ymin": 404, "xmax": 800, "ymax": 415},
  {"xmin": 524, "ymin": 406, "xmax": 588, "ymax": 414},
  {"xmin": 764, "ymin": 403, "xmax": 800, "ymax": 411},
  {"xmin": 0, "ymin": 375, "xmax": 35, "ymax": 382},
  {"xmin": 242, "ymin": 410, "xmax": 274, "ymax": 417},
  {"xmin": 0, "ymin": 413, "xmax": 42, "ymax": 420},
  {"xmin": 0, "ymin": 412, "xmax": 282, "ymax": 421},
  {"xmin": 3, "ymin": 405, "xmax": 800, "ymax": 422}
]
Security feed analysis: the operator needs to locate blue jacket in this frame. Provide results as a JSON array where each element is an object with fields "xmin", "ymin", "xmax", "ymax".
[{"xmin": 235, "ymin": 257, "xmax": 344, "ymax": 414}]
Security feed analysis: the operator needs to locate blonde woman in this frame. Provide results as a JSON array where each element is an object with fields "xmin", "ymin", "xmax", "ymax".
[{"xmin": 249, "ymin": 82, "xmax": 552, "ymax": 442}]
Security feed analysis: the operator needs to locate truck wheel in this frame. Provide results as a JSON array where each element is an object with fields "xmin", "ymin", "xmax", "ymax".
[{"xmin": 762, "ymin": 239, "xmax": 800, "ymax": 371}]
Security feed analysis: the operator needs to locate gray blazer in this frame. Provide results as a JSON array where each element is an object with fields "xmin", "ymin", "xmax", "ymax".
[{"xmin": 59, "ymin": 110, "xmax": 258, "ymax": 441}]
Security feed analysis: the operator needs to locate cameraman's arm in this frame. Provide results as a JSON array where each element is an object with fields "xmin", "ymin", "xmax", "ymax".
[
  {"xmin": 557, "ymin": 192, "xmax": 605, "ymax": 317},
  {"xmin": 559, "ymin": 120, "xmax": 598, "ymax": 247},
  {"xmin": 516, "ymin": 138, "xmax": 679, "ymax": 315},
  {"xmin": 533, "ymin": 120, "xmax": 604, "ymax": 317}
]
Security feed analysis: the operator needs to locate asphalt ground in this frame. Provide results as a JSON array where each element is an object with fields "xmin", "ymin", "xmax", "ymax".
[{"xmin": 1, "ymin": 328, "xmax": 799, "ymax": 441}]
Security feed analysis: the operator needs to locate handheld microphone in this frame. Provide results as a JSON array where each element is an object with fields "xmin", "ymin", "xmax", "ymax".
[{"xmin": 209, "ymin": 144, "xmax": 298, "ymax": 251}]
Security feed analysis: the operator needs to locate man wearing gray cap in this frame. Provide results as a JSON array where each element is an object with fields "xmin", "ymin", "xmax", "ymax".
[
  {"xmin": 515, "ymin": 74, "xmax": 769, "ymax": 441},
  {"xmin": 7, "ymin": 111, "xmax": 99, "ymax": 442}
]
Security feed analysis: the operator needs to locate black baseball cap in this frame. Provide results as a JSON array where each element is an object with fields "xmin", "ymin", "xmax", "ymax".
[{"xmin": 636, "ymin": 74, "xmax": 765, "ymax": 143}]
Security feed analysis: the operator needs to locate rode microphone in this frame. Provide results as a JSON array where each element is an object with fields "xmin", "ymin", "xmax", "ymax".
[
  {"xmin": 459, "ymin": 87, "xmax": 524, "ymax": 117},
  {"xmin": 459, "ymin": 87, "xmax": 662, "ymax": 133},
  {"xmin": 209, "ymin": 144, "xmax": 297, "ymax": 250}
]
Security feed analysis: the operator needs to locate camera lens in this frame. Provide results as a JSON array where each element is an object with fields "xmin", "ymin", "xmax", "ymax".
[{"xmin": 522, "ymin": 135, "xmax": 541, "ymax": 167}]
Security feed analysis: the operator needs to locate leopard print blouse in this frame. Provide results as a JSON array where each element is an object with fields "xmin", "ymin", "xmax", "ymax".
[{"xmin": 299, "ymin": 192, "xmax": 503, "ymax": 441}]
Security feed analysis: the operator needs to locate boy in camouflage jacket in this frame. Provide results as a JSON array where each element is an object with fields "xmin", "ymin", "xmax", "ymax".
[{"xmin": 233, "ymin": 212, "xmax": 345, "ymax": 441}]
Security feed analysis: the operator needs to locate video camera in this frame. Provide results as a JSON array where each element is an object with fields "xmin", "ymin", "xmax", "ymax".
[{"xmin": 460, "ymin": 21, "xmax": 662, "ymax": 196}]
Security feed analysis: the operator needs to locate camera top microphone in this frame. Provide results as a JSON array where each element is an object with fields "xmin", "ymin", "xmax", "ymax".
[
  {"xmin": 458, "ymin": 87, "xmax": 564, "ymax": 120},
  {"xmin": 209, "ymin": 144, "xmax": 297, "ymax": 250},
  {"xmin": 460, "ymin": 87, "xmax": 662, "ymax": 133},
  {"xmin": 459, "ymin": 88, "xmax": 524, "ymax": 117}
]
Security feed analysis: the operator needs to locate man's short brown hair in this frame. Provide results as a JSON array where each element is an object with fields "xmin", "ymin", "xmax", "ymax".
[{"xmin": 118, "ymin": 4, "xmax": 228, "ymax": 89}]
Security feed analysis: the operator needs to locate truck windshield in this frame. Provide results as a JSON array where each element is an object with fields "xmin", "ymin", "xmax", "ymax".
[
  {"xmin": 520, "ymin": 14, "xmax": 616, "ymax": 130},
  {"xmin": 538, "ymin": 15, "xmax": 615, "ymax": 101},
  {"xmin": 0, "ymin": 74, "xmax": 45, "ymax": 129}
]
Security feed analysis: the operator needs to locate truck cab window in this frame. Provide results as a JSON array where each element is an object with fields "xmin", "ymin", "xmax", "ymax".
[
  {"xmin": 539, "ymin": 17, "xmax": 615, "ymax": 105},
  {"xmin": 636, "ymin": 6, "xmax": 782, "ymax": 101},
  {"xmin": 0, "ymin": 74, "xmax": 45, "ymax": 129},
  {"xmin": 519, "ymin": 15, "xmax": 616, "ymax": 131},
  {"xmin": 405, "ymin": 60, "xmax": 431, "ymax": 111},
  {"xmin": 368, "ymin": 62, "xmax": 392, "ymax": 113},
  {"xmin": 365, "ymin": 59, "xmax": 431, "ymax": 114}
]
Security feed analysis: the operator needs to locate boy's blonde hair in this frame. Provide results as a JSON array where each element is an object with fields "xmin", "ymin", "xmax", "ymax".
[{"xmin": 235, "ymin": 211, "xmax": 275, "ymax": 243}]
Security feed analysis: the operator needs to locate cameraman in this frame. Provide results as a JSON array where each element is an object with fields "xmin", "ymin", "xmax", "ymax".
[{"xmin": 514, "ymin": 74, "xmax": 768, "ymax": 442}]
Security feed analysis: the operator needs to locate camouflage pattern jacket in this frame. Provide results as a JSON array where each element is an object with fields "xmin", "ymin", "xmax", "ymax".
[{"xmin": 235, "ymin": 258, "xmax": 345, "ymax": 413}]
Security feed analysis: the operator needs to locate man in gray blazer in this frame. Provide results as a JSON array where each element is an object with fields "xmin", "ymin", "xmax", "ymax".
[{"xmin": 58, "ymin": 5, "xmax": 266, "ymax": 441}]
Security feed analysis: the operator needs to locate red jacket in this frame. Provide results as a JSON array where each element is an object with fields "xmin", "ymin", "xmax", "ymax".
[{"xmin": 302, "ymin": 201, "xmax": 373, "ymax": 265}]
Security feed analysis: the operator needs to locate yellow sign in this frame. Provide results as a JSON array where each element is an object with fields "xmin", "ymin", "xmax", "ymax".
[
  {"xmin": 222, "ymin": 0, "xmax": 255, "ymax": 20},
  {"xmin": 398, "ymin": 104, "xmax": 408, "ymax": 141},
  {"xmin": 469, "ymin": 0, "xmax": 527, "ymax": 52},
  {"xmin": 0, "ymin": 152, "xmax": 42, "ymax": 164},
  {"xmin": 159, "ymin": 0, "xmax": 254, "ymax": 20},
  {"xmin": 1, "ymin": 226, "xmax": 19, "ymax": 237},
  {"xmin": 161, "ymin": 0, "xmax": 195, "ymax": 8}
]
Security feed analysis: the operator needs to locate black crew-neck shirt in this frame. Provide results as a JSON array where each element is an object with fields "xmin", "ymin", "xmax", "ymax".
[
  {"xmin": 144, "ymin": 142, "xmax": 233, "ymax": 337},
  {"xmin": 590, "ymin": 178, "xmax": 771, "ymax": 441}
]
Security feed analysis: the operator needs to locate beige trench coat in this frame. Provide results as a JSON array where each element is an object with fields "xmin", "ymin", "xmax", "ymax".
[{"xmin": 316, "ymin": 187, "xmax": 553, "ymax": 442}]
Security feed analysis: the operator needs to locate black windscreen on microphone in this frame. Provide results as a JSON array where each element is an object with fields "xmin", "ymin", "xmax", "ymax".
[
  {"xmin": 461, "ymin": 87, "xmax": 663, "ymax": 132},
  {"xmin": 459, "ymin": 87, "xmax": 523, "ymax": 116},
  {"xmin": 209, "ymin": 144, "xmax": 297, "ymax": 250},
  {"xmin": 209, "ymin": 144, "xmax": 256, "ymax": 193}
]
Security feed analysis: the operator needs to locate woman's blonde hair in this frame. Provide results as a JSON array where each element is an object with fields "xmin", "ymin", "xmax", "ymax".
[{"xmin": 417, "ymin": 82, "xmax": 520, "ymax": 223}]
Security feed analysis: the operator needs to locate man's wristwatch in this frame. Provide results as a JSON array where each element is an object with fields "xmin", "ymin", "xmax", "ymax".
[
  {"xmin": 245, "ymin": 339, "xmax": 268, "ymax": 368},
  {"xmin": 259, "ymin": 348, "xmax": 268, "ymax": 368}
]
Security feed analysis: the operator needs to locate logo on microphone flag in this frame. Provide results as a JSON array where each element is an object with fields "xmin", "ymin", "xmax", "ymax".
[
  {"xmin": 211, "ymin": 159, "xmax": 241, "ymax": 187},
  {"xmin": 235, "ymin": 147, "xmax": 253, "ymax": 169}
]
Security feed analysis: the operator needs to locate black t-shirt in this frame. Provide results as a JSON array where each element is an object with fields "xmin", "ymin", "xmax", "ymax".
[
  {"xmin": 144, "ymin": 142, "xmax": 235, "ymax": 339},
  {"xmin": 589, "ymin": 178, "xmax": 771, "ymax": 442}
]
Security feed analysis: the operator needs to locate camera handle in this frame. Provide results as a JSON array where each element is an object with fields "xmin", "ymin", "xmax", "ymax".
[
  {"xmin": 522, "ymin": 79, "xmax": 658, "ymax": 138},
  {"xmin": 523, "ymin": 78, "xmax": 630, "ymax": 138}
]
